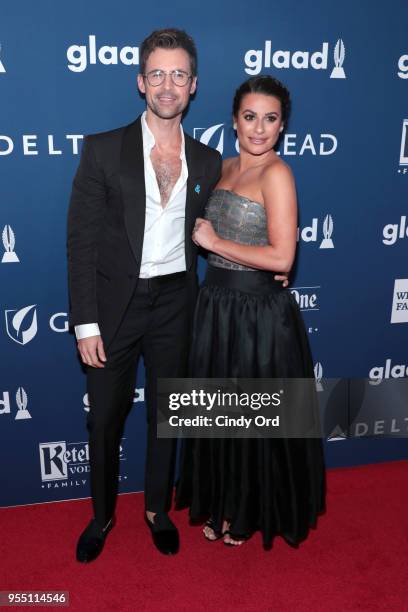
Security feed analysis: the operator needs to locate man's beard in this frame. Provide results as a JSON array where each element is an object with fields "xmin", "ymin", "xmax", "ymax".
[{"xmin": 147, "ymin": 92, "xmax": 187, "ymax": 120}]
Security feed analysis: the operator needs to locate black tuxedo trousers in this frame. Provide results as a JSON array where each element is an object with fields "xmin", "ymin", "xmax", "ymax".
[{"xmin": 86, "ymin": 272, "xmax": 189, "ymax": 525}]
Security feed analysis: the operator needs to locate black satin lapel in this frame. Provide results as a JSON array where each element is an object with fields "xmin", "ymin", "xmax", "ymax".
[
  {"xmin": 185, "ymin": 135, "xmax": 205, "ymax": 270},
  {"xmin": 120, "ymin": 116, "xmax": 146, "ymax": 267}
]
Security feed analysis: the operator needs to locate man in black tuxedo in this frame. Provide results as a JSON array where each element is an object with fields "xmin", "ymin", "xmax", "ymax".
[{"xmin": 67, "ymin": 29, "xmax": 222, "ymax": 561}]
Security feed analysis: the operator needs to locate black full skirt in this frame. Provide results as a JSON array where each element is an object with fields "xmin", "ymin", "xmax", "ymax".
[{"xmin": 175, "ymin": 266, "xmax": 326, "ymax": 548}]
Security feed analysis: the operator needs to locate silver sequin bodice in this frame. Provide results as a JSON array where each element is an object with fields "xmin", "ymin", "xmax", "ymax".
[{"xmin": 204, "ymin": 189, "xmax": 268, "ymax": 271}]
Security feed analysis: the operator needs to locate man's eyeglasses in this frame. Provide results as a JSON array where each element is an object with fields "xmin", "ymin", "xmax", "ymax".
[{"xmin": 143, "ymin": 69, "xmax": 192, "ymax": 87}]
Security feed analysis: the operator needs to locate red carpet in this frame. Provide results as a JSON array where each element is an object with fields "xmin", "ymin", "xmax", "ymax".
[{"xmin": 1, "ymin": 461, "xmax": 407, "ymax": 611}]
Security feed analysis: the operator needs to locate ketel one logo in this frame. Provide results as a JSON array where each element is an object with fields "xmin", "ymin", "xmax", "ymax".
[
  {"xmin": 39, "ymin": 441, "xmax": 89, "ymax": 482},
  {"xmin": 5, "ymin": 305, "xmax": 38, "ymax": 345},
  {"xmin": 0, "ymin": 387, "xmax": 31, "ymax": 420},
  {"xmin": 193, "ymin": 124, "xmax": 225, "ymax": 155},
  {"xmin": 0, "ymin": 44, "xmax": 5, "ymax": 74},
  {"xmin": 290, "ymin": 286, "xmax": 320, "ymax": 312},
  {"xmin": 2, "ymin": 225, "xmax": 19, "ymax": 263}
]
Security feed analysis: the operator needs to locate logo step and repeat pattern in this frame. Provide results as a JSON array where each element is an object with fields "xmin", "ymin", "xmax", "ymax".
[
  {"xmin": 1, "ymin": 1, "xmax": 407, "ymax": 507},
  {"xmin": 39, "ymin": 439, "xmax": 128, "ymax": 491},
  {"xmin": 399, "ymin": 119, "xmax": 408, "ymax": 173},
  {"xmin": 244, "ymin": 39, "xmax": 346, "ymax": 78}
]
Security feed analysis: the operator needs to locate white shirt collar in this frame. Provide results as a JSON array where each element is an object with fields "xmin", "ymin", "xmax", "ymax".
[{"xmin": 141, "ymin": 110, "xmax": 186, "ymax": 161}]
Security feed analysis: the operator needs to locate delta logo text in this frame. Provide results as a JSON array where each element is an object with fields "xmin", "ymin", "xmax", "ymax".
[
  {"xmin": 399, "ymin": 119, "xmax": 408, "ymax": 172},
  {"xmin": 0, "ymin": 387, "xmax": 31, "ymax": 420},
  {"xmin": 67, "ymin": 35, "xmax": 139, "ymax": 72},
  {"xmin": 398, "ymin": 53, "xmax": 408, "ymax": 79},
  {"xmin": 0, "ymin": 134, "xmax": 83, "ymax": 157},
  {"xmin": 194, "ymin": 124, "xmax": 337, "ymax": 157},
  {"xmin": 244, "ymin": 38, "xmax": 346, "ymax": 78},
  {"xmin": 39, "ymin": 439, "xmax": 127, "ymax": 489},
  {"xmin": 4, "ymin": 306, "xmax": 70, "ymax": 345},
  {"xmin": 390, "ymin": 279, "xmax": 408, "ymax": 324},
  {"xmin": 382, "ymin": 216, "xmax": 408, "ymax": 245},
  {"xmin": 2, "ymin": 225, "xmax": 19, "ymax": 262}
]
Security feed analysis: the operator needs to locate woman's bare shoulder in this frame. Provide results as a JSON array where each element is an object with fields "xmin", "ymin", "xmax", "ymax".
[{"xmin": 261, "ymin": 157, "xmax": 295, "ymax": 189}]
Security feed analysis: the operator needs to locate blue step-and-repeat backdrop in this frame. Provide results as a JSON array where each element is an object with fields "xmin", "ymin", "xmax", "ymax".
[{"xmin": 1, "ymin": 0, "xmax": 407, "ymax": 507}]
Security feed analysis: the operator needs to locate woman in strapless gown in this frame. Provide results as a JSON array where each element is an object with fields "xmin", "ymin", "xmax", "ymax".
[{"xmin": 175, "ymin": 76, "xmax": 326, "ymax": 549}]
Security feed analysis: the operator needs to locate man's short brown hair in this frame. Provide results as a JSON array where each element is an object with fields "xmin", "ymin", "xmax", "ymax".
[{"xmin": 140, "ymin": 28, "xmax": 197, "ymax": 76}]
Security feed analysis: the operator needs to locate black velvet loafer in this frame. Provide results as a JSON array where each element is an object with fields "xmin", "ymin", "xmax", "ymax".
[
  {"xmin": 76, "ymin": 517, "xmax": 114, "ymax": 563},
  {"xmin": 144, "ymin": 513, "xmax": 179, "ymax": 555}
]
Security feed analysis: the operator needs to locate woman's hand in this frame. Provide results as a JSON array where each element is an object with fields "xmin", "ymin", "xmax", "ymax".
[
  {"xmin": 274, "ymin": 274, "xmax": 289, "ymax": 288},
  {"xmin": 192, "ymin": 217, "xmax": 290, "ymax": 287},
  {"xmin": 192, "ymin": 218, "xmax": 218, "ymax": 251}
]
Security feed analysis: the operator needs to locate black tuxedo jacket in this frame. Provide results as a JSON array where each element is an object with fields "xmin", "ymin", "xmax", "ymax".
[{"xmin": 67, "ymin": 115, "xmax": 222, "ymax": 347}]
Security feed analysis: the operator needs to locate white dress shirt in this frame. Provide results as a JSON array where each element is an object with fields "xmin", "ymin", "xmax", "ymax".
[{"xmin": 75, "ymin": 111, "xmax": 188, "ymax": 340}]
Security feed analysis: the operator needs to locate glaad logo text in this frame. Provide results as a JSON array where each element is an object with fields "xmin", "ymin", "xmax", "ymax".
[
  {"xmin": 67, "ymin": 35, "xmax": 139, "ymax": 72},
  {"xmin": 244, "ymin": 39, "xmax": 346, "ymax": 78},
  {"xmin": 382, "ymin": 216, "xmax": 408, "ymax": 245},
  {"xmin": 298, "ymin": 215, "xmax": 334, "ymax": 248},
  {"xmin": 398, "ymin": 54, "xmax": 408, "ymax": 79},
  {"xmin": 83, "ymin": 387, "xmax": 144, "ymax": 412},
  {"xmin": 369, "ymin": 359, "xmax": 408, "ymax": 381}
]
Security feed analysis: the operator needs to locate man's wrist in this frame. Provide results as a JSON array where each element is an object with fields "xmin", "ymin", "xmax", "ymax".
[{"xmin": 75, "ymin": 323, "xmax": 101, "ymax": 340}]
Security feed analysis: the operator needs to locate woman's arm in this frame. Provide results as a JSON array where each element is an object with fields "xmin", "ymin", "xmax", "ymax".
[{"xmin": 193, "ymin": 162, "xmax": 297, "ymax": 273}]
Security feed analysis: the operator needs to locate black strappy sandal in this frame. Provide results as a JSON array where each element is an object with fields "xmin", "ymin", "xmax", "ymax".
[
  {"xmin": 223, "ymin": 530, "xmax": 252, "ymax": 546},
  {"xmin": 203, "ymin": 518, "xmax": 225, "ymax": 541}
]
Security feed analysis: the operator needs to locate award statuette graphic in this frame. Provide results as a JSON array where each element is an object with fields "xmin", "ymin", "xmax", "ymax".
[
  {"xmin": 2, "ymin": 225, "xmax": 19, "ymax": 263},
  {"xmin": 320, "ymin": 214, "xmax": 334, "ymax": 249},
  {"xmin": 314, "ymin": 362, "xmax": 324, "ymax": 392},
  {"xmin": 330, "ymin": 39, "xmax": 346, "ymax": 79},
  {"xmin": 15, "ymin": 387, "xmax": 31, "ymax": 420},
  {"xmin": 0, "ymin": 43, "xmax": 5, "ymax": 73}
]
